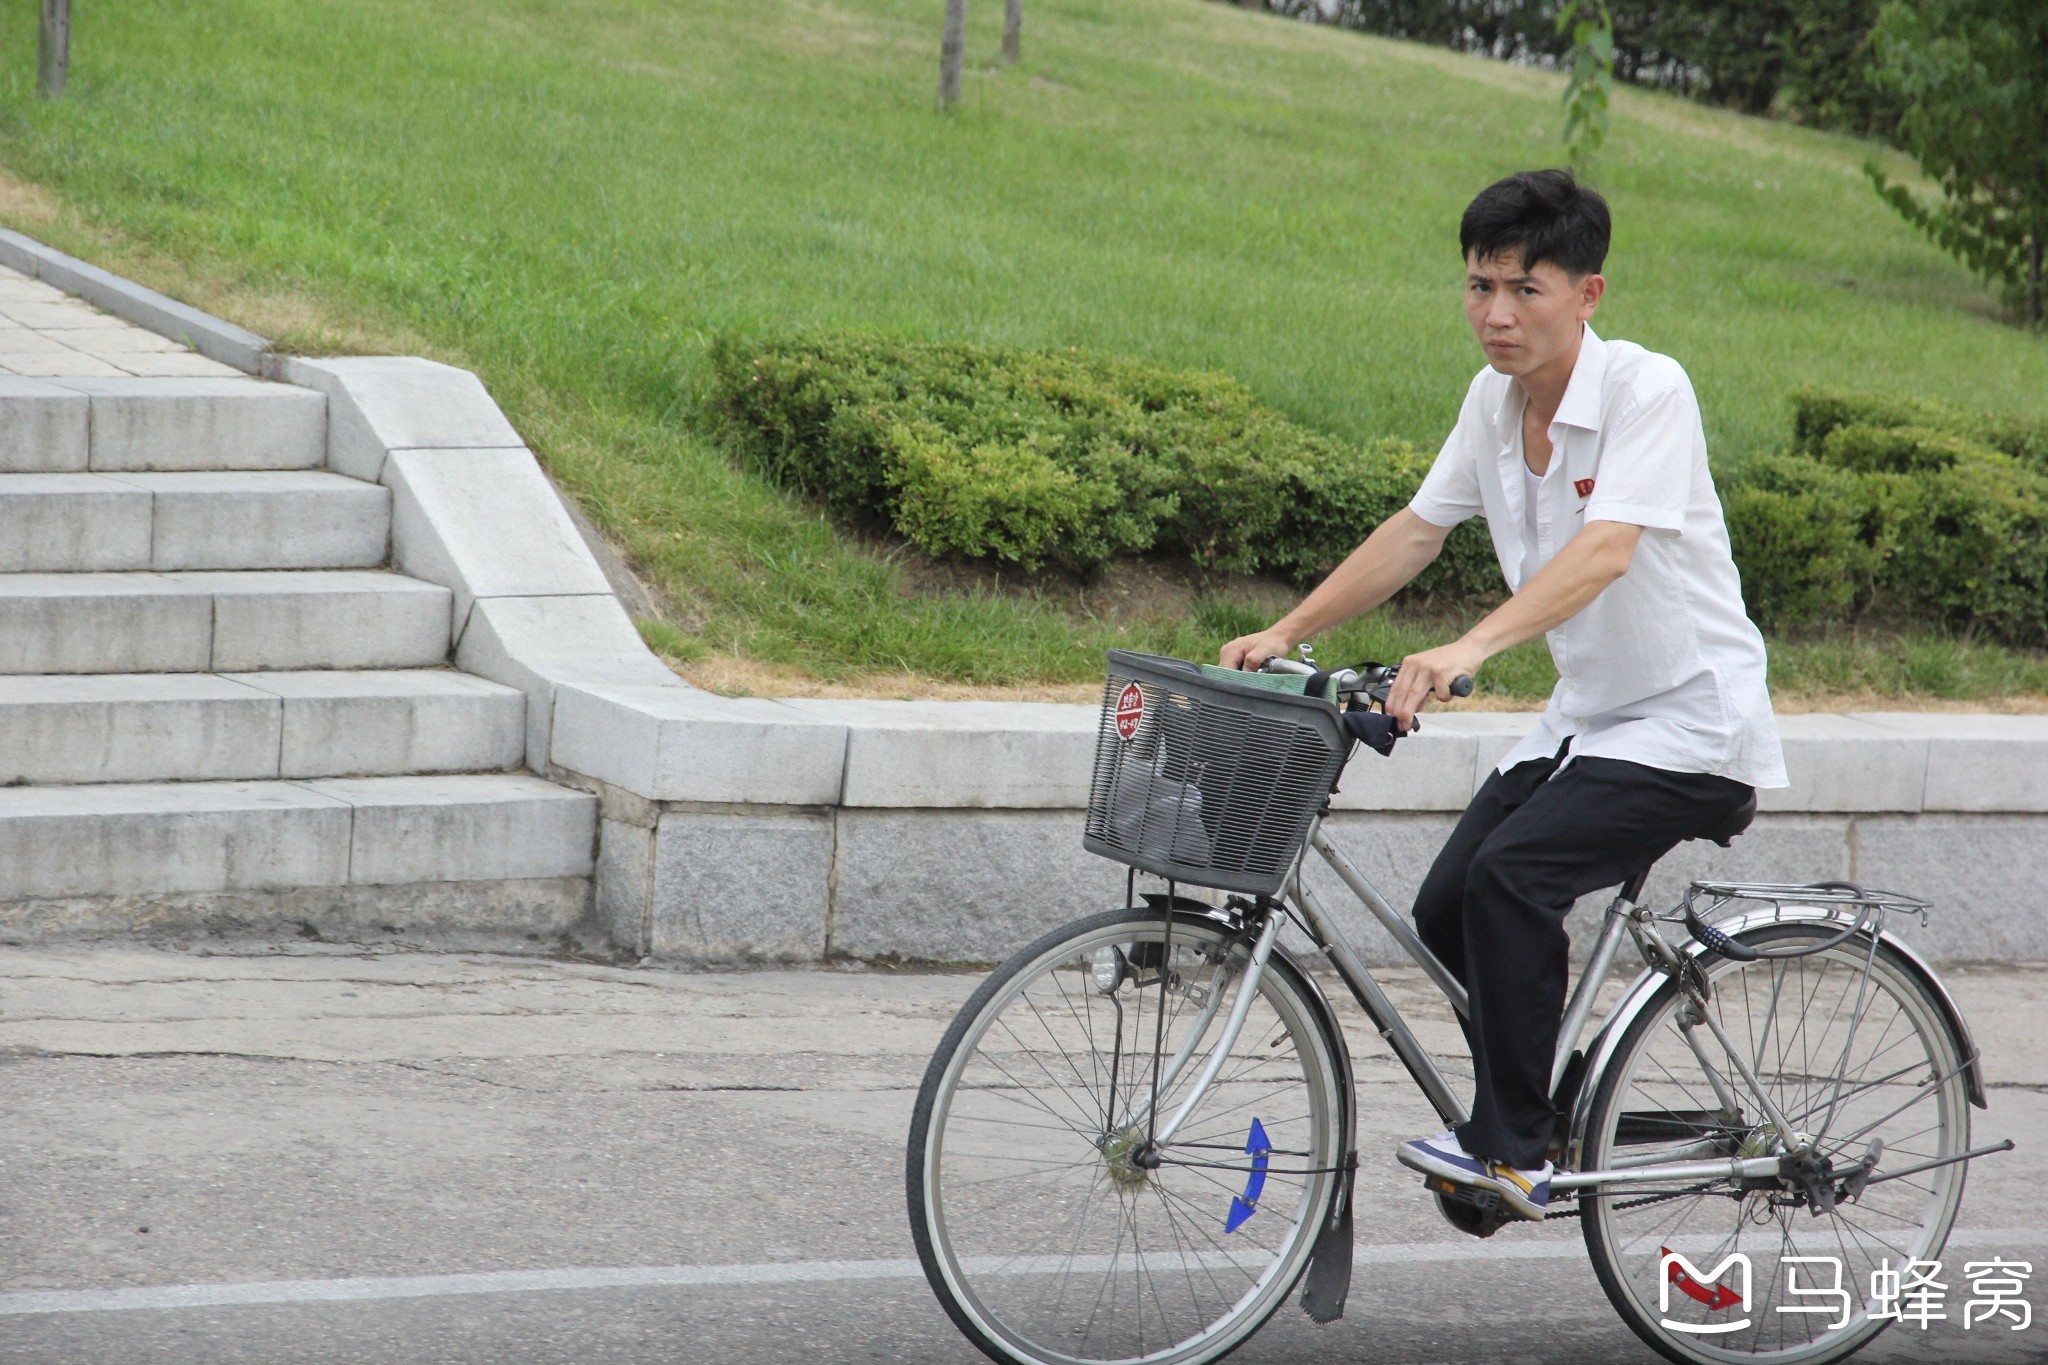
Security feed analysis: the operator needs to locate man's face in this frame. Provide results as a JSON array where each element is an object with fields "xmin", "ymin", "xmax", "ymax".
[{"xmin": 1463, "ymin": 250, "xmax": 1604, "ymax": 378}]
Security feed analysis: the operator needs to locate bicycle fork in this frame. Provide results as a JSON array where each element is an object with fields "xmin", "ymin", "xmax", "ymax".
[{"xmin": 1114, "ymin": 907, "xmax": 1286, "ymax": 1144}]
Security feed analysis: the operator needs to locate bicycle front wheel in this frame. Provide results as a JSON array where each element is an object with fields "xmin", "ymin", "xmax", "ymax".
[
  {"xmin": 907, "ymin": 906, "xmax": 1346, "ymax": 1365},
  {"xmin": 1581, "ymin": 923, "xmax": 1972, "ymax": 1365}
]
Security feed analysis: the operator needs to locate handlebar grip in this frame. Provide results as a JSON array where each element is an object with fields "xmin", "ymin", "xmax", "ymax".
[{"xmin": 1449, "ymin": 675, "xmax": 1475, "ymax": 698}]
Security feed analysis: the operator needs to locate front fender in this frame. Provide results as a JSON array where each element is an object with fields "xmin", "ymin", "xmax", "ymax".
[{"xmin": 1566, "ymin": 903, "xmax": 1985, "ymax": 1166}]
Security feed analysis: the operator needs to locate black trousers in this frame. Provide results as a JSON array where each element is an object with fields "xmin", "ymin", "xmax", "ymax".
[{"xmin": 1412, "ymin": 741, "xmax": 1753, "ymax": 1169}]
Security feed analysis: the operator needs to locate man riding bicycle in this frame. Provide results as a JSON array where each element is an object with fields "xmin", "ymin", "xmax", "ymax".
[{"xmin": 1220, "ymin": 168, "xmax": 1788, "ymax": 1221}]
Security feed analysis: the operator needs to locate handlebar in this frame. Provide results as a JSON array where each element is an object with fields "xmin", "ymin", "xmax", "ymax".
[{"xmin": 1255, "ymin": 657, "xmax": 1474, "ymax": 701}]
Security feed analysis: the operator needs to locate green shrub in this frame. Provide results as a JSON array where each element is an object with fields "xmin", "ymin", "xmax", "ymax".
[
  {"xmin": 1791, "ymin": 387, "xmax": 2048, "ymax": 467},
  {"xmin": 707, "ymin": 334, "xmax": 1493, "ymax": 592},
  {"xmin": 1817, "ymin": 422, "xmax": 2000, "ymax": 474},
  {"xmin": 1722, "ymin": 453, "xmax": 1888, "ymax": 626},
  {"xmin": 1886, "ymin": 452, "xmax": 2048, "ymax": 643},
  {"xmin": 1726, "ymin": 396, "xmax": 2048, "ymax": 645}
]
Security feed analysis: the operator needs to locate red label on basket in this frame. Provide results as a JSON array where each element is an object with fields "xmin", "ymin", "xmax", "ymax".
[{"xmin": 1114, "ymin": 682, "xmax": 1146, "ymax": 741}]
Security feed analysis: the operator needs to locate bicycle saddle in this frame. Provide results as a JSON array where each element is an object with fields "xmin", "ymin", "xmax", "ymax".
[{"xmin": 1685, "ymin": 792, "xmax": 1757, "ymax": 848}]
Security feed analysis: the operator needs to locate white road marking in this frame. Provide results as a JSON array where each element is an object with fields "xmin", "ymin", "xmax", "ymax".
[{"xmin": 4, "ymin": 1228, "xmax": 2042, "ymax": 1317}]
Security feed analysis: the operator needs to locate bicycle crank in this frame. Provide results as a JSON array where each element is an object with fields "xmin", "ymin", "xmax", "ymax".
[{"xmin": 1424, "ymin": 1176, "xmax": 1518, "ymax": 1239}]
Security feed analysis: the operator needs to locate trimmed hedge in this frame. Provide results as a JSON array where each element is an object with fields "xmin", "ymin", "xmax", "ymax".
[
  {"xmin": 1790, "ymin": 387, "xmax": 2048, "ymax": 467},
  {"xmin": 1727, "ymin": 389, "xmax": 2048, "ymax": 643},
  {"xmin": 708, "ymin": 335, "xmax": 1494, "ymax": 598},
  {"xmin": 1719, "ymin": 453, "xmax": 1884, "ymax": 624},
  {"xmin": 709, "ymin": 341, "xmax": 2048, "ymax": 648}
]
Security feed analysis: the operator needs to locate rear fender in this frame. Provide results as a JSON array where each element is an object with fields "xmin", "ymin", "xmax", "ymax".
[{"xmin": 1566, "ymin": 903, "xmax": 1984, "ymax": 1167}]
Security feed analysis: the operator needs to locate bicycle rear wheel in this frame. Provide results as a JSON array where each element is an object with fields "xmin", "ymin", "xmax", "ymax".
[
  {"xmin": 907, "ymin": 906, "xmax": 1345, "ymax": 1365},
  {"xmin": 1581, "ymin": 923, "xmax": 1971, "ymax": 1365}
]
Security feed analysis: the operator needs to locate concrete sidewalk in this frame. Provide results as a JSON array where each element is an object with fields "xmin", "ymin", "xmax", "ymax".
[{"xmin": 0, "ymin": 945, "xmax": 2042, "ymax": 1363}]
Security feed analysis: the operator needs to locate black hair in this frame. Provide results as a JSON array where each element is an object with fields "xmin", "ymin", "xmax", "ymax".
[{"xmin": 1459, "ymin": 169, "xmax": 1610, "ymax": 278}]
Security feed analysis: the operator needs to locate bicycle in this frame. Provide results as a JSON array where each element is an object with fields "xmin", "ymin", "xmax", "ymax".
[{"xmin": 906, "ymin": 648, "xmax": 2012, "ymax": 1365}]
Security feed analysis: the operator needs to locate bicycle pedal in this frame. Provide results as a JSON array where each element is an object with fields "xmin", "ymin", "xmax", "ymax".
[{"xmin": 1426, "ymin": 1178, "xmax": 1514, "ymax": 1239}]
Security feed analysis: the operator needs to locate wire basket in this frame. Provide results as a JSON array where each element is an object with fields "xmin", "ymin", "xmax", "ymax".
[{"xmin": 1082, "ymin": 650, "xmax": 1351, "ymax": 897}]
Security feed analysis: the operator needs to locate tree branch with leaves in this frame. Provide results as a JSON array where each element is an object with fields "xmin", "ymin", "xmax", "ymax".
[
  {"xmin": 1557, "ymin": 0, "xmax": 1614, "ymax": 176},
  {"xmin": 1865, "ymin": 0, "xmax": 2048, "ymax": 328}
]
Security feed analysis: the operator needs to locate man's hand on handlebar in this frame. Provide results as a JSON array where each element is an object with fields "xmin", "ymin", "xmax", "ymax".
[
  {"xmin": 1385, "ymin": 641, "xmax": 1484, "ymax": 732},
  {"xmin": 1219, "ymin": 628, "xmax": 1297, "ymax": 673}
]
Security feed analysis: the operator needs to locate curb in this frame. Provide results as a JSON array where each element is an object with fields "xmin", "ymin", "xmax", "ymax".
[{"xmin": 0, "ymin": 229, "xmax": 273, "ymax": 374}]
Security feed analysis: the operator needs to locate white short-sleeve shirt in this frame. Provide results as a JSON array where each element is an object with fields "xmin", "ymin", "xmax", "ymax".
[{"xmin": 1409, "ymin": 325, "xmax": 1788, "ymax": 789}]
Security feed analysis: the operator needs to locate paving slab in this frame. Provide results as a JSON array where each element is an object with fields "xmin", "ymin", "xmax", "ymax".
[
  {"xmin": 0, "ymin": 573, "xmax": 214, "ymax": 674},
  {"xmin": 105, "ymin": 470, "xmax": 390, "ymax": 571},
  {"xmin": 383, "ymin": 447, "xmax": 609, "ymax": 632},
  {"xmin": 550, "ymin": 682, "xmax": 848, "ymax": 806},
  {"xmin": 0, "ymin": 782, "xmax": 351, "ymax": 899},
  {"xmin": 0, "ymin": 245, "xmax": 269, "ymax": 372},
  {"xmin": 221, "ymin": 669, "xmax": 525, "ymax": 778},
  {"xmin": 1855, "ymin": 712, "xmax": 2048, "ymax": 812},
  {"xmin": 283, "ymin": 357, "xmax": 522, "ymax": 483},
  {"xmin": 1767, "ymin": 713, "xmax": 1929, "ymax": 813},
  {"xmin": 0, "ymin": 472, "xmax": 153, "ymax": 571},
  {"xmin": 181, "ymin": 571, "xmax": 452, "ymax": 671},
  {"xmin": 0, "ymin": 375, "xmax": 89, "ymax": 471},
  {"xmin": 0, "ymin": 673, "xmax": 281, "ymax": 784},
  {"xmin": 50, "ymin": 376, "xmax": 325, "ymax": 471},
  {"xmin": 779, "ymin": 699, "xmax": 1096, "ymax": 808},
  {"xmin": 298, "ymin": 774, "xmax": 597, "ymax": 885}
]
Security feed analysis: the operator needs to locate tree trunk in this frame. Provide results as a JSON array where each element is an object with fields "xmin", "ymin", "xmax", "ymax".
[
  {"xmin": 938, "ymin": 0, "xmax": 966, "ymax": 110},
  {"xmin": 38, "ymin": 0, "xmax": 70, "ymax": 100},
  {"xmin": 1002, "ymin": 0, "xmax": 1021, "ymax": 65}
]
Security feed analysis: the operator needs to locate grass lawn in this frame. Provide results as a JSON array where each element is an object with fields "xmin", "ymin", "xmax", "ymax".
[{"xmin": 2, "ymin": 0, "xmax": 2045, "ymax": 704}]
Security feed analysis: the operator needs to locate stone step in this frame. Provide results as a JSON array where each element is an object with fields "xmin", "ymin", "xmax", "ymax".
[
  {"xmin": 0, "ymin": 470, "xmax": 387, "ymax": 572},
  {"xmin": 0, "ymin": 375, "xmax": 326, "ymax": 473},
  {"xmin": 0, "ymin": 670, "xmax": 525, "ymax": 785},
  {"xmin": 0, "ymin": 571, "xmax": 452, "ymax": 674},
  {"xmin": 0, "ymin": 773, "xmax": 595, "ymax": 904}
]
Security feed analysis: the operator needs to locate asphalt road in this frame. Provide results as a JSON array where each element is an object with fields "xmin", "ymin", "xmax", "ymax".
[{"xmin": 1, "ymin": 947, "xmax": 2042, "ymax": 1364}]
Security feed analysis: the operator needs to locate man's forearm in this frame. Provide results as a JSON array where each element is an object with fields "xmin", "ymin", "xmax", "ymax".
[
  {"xmin": 1462, "ymin": 519, "xmax": 1642, "ymax": 656},
  {"xmin": 1382, "ymin": 519, "xmax": 1643, "ymax": 724},
  {"xmin": 1272, "ymin": 508, "xmax": 1449, "ymax": 643}
]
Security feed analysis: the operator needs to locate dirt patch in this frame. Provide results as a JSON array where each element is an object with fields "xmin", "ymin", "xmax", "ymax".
[
  {"xmin": 1772, "ymin": 692, "xmax": 2048, "ymax": 715},
  {"xmin": 671, "ymin": 655, "xmax": 1105, "ymax": 703}
]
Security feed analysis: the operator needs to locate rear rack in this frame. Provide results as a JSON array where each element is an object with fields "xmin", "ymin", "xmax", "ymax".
[{"xmin": 1674, "ymin": 880, "xmax": 1932, "ymax": 937}]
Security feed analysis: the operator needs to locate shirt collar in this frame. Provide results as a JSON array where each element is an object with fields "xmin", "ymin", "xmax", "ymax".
[
  {"xmin": 1552, "ymin": 324, "xmax": 1608, "ymax": 433},
  {"xmin": 1489, "ymin": 323, "xmax": 1609, "ymax": 438}
]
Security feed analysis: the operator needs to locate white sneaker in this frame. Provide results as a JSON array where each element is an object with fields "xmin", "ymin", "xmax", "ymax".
[{"xmin": 1396, "ymin": 1129, "xmax": 1552, "ymax": 1221}]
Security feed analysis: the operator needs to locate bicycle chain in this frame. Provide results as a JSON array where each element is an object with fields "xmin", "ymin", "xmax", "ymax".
[{"xmin": 1546, "ymin": 1183, "xmax": 1719, "ymax": 1220}]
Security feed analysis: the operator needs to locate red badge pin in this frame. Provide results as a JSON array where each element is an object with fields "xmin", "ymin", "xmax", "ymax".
[
  {"xmin": 1574, "ymin": 477, "xmax": 1596, "ymax": 498},
  {"xmin": 1114, "ymin": 682, "xmax": 1146, "ymax": 741}
]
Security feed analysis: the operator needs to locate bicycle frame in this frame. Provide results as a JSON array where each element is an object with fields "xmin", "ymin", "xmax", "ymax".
[{"xmin": 1144, "ymin": 813, "xmax": 1791, "ymax": 1194}]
